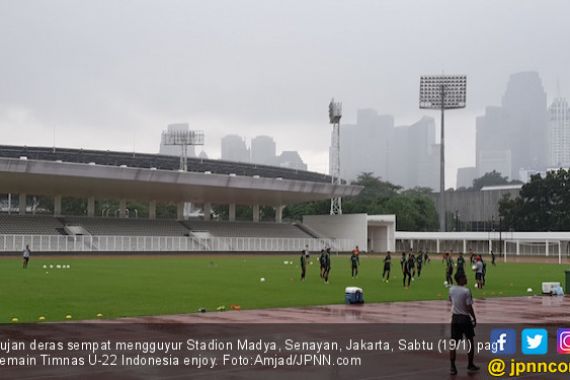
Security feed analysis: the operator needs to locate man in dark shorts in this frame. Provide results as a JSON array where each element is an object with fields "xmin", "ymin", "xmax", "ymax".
[
  {"xmin": 445, "ymin": 252, "xmax": 454, "ymax": 285},
  {"xmin": 456, "ymin": 252, "xmax": 466, "ymax": 277},
  {"xmin": 400, "ymin": 252, "xmax": 406, "ymax": 273},
  {"xmin": 491, "ymin": 250, "xmax": 496, "ymax": 266},
  {"xmin": 449, "ymin": 272, "xmax": 479, "ymax": 375},
  {"xmin": 300, "ymin": 251, "xmax": 307, "ymax": 281},
  {"xmin": 382, "ymin": 251, "xmax": 391, "ymax": 282},
  {"xmin": 319, "ymin": 249, "xmax": 326, "ymax": 279},
  {"xmin": 403, "ymin": 254, "xmax": 414, "ymax": 288},
  {"xmin": 416, "ymin": 252, "xmax": 423, "ymax": 278},
  {"xmin": 350, "ymin": 251, "xmax": 359, "ymax": 278},
  {"xmin": 323, "ymin": 248, "xmax": 331, "ymax": 284}
]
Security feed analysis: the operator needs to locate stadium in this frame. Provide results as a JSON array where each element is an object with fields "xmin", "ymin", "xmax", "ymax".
[{"xmin": 2, "ymin": 147, "xmax": 570, "ymax": 379}]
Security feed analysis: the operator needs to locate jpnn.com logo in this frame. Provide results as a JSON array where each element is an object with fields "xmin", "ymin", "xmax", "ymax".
[
  {"xmin": 521, "ymin": 329, "xmax": 548, "ymax": 355},
  {"xmin": 490, "ymin": 329, "xmax": 516, "ymax": 355}
]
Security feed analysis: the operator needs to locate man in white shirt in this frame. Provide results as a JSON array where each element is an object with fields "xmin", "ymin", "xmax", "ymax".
[
  {"xmin": 449, "ymin": 272, "xmax": 479, "ymax": 375},
  {"xmin": 22, "ymin": 244, "xmax": 31, "ymax": 269}
]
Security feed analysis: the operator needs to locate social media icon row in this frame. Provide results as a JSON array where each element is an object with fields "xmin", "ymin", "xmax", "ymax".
[{"xmin": 489, "ymin": 328, "xmax": 570, "ymax": 355}]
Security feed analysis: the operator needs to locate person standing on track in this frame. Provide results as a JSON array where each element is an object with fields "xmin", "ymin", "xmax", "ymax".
[{"xmin": 449, "ymin": 272, "xmax": 479, "ymax": 375}]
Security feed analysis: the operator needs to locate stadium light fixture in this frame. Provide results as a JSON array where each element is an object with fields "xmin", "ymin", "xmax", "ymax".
[
  {"xmin": 162, "ymin": 130, "xmax": 205, "ymax": 171},
  {"xmin": 419, "ymin": 75, "xmax": 467, "ymax": 232},
  {"xmin": 329, "ymin": 98, "xmax": 343, "ymax": 215}
]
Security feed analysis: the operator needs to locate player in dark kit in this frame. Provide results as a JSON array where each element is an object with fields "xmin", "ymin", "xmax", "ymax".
[
  {"xmin": 319, "ymin": 249, "xmax": 326, "ymax": 279},
  {"xmin": 456, "ymin": 252, "xmax": 466, "ymax": 277},
  {"xmin": 382, "ymin": 251, "xmax": 391, "ymax": 282},
  {"xmin": 445, "ymin": 252, "xmax": 454, "ymax": 285},
  {"xmin": 400, "ymin": 252, "xmax": 406, "ymax": 273},
  {"xmin": 403, "ymin": 254, "xmax": 414, "ymax": 288},
  {"xmin": 350, "ymin": 251, "xmax": 359, "ymax": 278},
  {"xmin": 300, "ymin": 252, "xmax": 307, "ymax": 281},
  {"xmin": 416, "ymin": 253, "xmax": 423, "ymax": 278},
  {"xmin": 323, "ymin": 248, "xmax": 331, "ymax": 283},
  {"xmin": 491, "ymin": 250, "xmax": 496, "ymax": 266}
]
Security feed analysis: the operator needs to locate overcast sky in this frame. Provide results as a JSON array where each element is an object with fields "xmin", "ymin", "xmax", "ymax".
[{"xmin": 1, "ymin": 0, "xmax": 568, "ymax": 187}]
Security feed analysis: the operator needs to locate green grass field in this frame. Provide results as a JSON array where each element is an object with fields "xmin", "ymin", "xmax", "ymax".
[{"xmin": 0, "ymin": 255, "xmax": 564, "ymax": 323}]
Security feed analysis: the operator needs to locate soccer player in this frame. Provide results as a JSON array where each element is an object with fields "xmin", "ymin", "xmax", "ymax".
[
  {"xmin": 350, "ymin": 251, "xmax": 359, "ymax": 278},
  {"xmin": 490, "ymin": 250, "xmax": 496, "ymax": 266},
  {"xmin": 323, "ymin": 248, "xmax": 331, "ymax": 283},
  {"xmin": 400, "ymin": 252, "xmax": 406, "ymax": 273},
  {"xmin": 424, "ymin": 250, "xmax": 430, "ymax": 264},
  {"xmin": 303, "ymin": 245, "xmax": 310, "ymax": 260},
  {"xmin": 319, "ymin": 249, "xmax": 326, "ymax": 279},
  {"xmin": 300, "ymin": 251, "xmax": 307, "ymax": 281},
  {"xmin": 416, "ymin": 252, "xmax": 423, "ymax": 278},
  {"xmin": 382, "ymin": 251, "xmax": 391, "ymax": 282},
  {"xmin": 456, "ymin": 252, "xmax": 466, "ymax": 277},
  {"xmin": 22, "ymin": 244, "xmax": 31, "ymax": 269},
  {"xmin": 445, "ymin": 252, "xmax": 454, "ymax": 285},
  {"xmin": 449, "ymin": 272, "xmax": 479, "ymax": 375},
  {"xmin": 474, "ymin": 256, "xmax": 484, "ymax": 289},
  {"xmin": 403, "ymin": 254, "xmax": 414, "ymax": 288}
]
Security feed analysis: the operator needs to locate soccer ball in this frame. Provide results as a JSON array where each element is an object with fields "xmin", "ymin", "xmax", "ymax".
[
  {"xmin": 474, "ymin": 283, "xmax": 479, "ymax": 288},
  {"xmin": 527, "ymin": 288, "xmax": 533, "ymax": 293},
  {"xmin": 471, "ymin": 264, "xmax": 477, "ymax": 271},
  {"xmin": 260, "ymin": 277, "xmax": 266, "ymax": 282},
  {"xmin": 443, "ymin": 281, "xmax": 448, "ymax": 287}
]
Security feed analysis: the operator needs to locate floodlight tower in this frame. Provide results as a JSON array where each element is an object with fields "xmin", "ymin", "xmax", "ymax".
[
  {"xmin": 162, "ymin": 129, "xmax": 205, "ymax": 171},
  {"xmin": 419, "ymin": 75, "xmax": 467, "ymax": 232},
  {"xmin": 329, "ymin": 98, "xmax": 343, "ymax": 215}
]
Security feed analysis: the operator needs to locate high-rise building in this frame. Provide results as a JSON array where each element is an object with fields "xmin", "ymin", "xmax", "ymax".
[
  {"xmin": 159, "ymin": 123, "xmax": 196, "ymax": 158},
  {"xmin": 476, "ymin": 71, "xmax": 548, "ymax": 181},
  {"xmin": 251, "ymin": 135, "xmax": 277, "ymax": 165},
  {"xmin": 221, "ymin": 135, "xmax": 249, "ymax": 162},
  {"xmin": 548, "ymin": 98, "xmax": 570, "ymax": 167},
  {"xmin": 336, "ymin": 109, "xmax": 439, "ymax": 189},
  {"xmin": 456, "ymin": 167, "xmax": 478, "ymax": 189},
  {"xmin": 276, "ymin": 151, "xmax": 307, "ymax": 171}
]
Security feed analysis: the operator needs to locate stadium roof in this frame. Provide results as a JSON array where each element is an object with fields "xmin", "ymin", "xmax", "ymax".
[
  {"xmin": 0, "ymin": 147, "xmax": 362, "ymax": 205},
  {"xmin": 0, "ymin": 145, "xmax": 330, "ymax": 183}
]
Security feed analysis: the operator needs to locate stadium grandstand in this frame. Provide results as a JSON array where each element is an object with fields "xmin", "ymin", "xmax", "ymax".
[{"xmin": 0, "ymin": 145, "xmax": 368, "ymax": 253}]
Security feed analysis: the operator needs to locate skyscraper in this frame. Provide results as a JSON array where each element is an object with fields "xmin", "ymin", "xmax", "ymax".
[
  {"xmin": 221, "ymin": 135, "xmax": 249, "ymax": 162},
  {"xmin": 251, "ymin": 135, "xmax": 277, "ymax": 165},
  {"xmin": 548, "ymin": 98, "xmax": 570, "ymax": 167},
  {"xmin": 476, "ymin": 71, "xmax": 548, "ymax": 180}
]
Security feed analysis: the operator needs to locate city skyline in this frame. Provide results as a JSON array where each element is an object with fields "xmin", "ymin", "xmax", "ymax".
[{"xmin": 1, "ymin": 0, "xmax": 569, "ymax": 187}]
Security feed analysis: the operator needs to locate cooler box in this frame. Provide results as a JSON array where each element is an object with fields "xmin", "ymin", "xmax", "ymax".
[
  {"xmin": 345, "ymin": 287, "xmax": 364, "ymax": 304},
  {"xmin": 542, "ymin": 282, "xmax": 561, "ymax": 295}
]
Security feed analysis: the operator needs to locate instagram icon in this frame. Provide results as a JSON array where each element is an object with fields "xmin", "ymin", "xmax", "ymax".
[{"xmin": 557, "ymin": 329, "xmax": 570, "ymax": 354}]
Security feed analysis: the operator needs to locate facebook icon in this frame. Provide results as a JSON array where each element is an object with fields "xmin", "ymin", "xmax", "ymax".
[{"xmin": 490, "ymin": 329, "xmax": 517, "ymax": 355}]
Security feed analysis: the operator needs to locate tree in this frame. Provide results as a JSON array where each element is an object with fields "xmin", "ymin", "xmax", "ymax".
[
  {"xmin": 499, "ymin": 169, "xmax": 570, "ymax": 231},
  {"xmin": 283, "ymin": 172, "xmax": 439, "ymax": 230},
  {"xmin": 472, "ymin": 170, "xmax": 522, "ymax": 191}
]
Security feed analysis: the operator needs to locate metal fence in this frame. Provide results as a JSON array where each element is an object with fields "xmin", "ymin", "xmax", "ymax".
[{"xmin": 0, "ymin": 234, "xmax": 355, "ymax": 253}]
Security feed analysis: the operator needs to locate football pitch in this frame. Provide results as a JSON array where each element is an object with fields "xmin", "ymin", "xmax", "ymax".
[{"xmin": 0, "ymin": 255, "xmax": 564, "ymax": 323}]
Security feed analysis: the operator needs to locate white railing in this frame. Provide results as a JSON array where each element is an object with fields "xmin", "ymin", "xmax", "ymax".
[{"xmin": 0, "ymin": 234, "xmax": 355, "ymax": 253}]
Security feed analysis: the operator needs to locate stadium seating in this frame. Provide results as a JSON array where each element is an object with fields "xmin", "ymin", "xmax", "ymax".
[
  {"xmin": 0, "ymin": 214, "xmax": 66, "ymax": 235},
  {"xmin": 63, "ymin": 217, "xmax": 191, "ymax": 236},
  {"xmin": 182, "ymin": 220, "xmax": 313, "ymax": 238}
]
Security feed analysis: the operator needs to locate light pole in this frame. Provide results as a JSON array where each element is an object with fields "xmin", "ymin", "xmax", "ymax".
[
  {"xmin": 329, "ymin": 98, "xmax": 343, "ymax": 215},
  {"xmin": 419, "ymin": 75, "xmax": 467, "ymax": 231}
]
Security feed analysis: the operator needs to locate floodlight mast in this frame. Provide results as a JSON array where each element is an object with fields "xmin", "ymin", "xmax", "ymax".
[
  {"xmin": 162, "ymin": 130, "xmax": 205, "ymax": 171},
  {"xmin": 329, "ymin": 98, "xmax": 343, "ymax": 215},
  {"xmin": 419, "ymin": 75, "xmax": 466, "ymax": 232}
]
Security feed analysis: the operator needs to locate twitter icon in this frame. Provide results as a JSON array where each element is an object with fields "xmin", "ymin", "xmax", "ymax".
[{"xmin": 522, "ymin": 329, "xmax": 548, "ymax": 355}]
